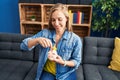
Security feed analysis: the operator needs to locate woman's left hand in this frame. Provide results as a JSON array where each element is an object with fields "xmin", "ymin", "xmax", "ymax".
[
  {"xmin": 48, "ymin": 51, "xmax": 57, "ymax": 61},
  {"xmin": 54, "ymin": 55, "xmax": 64, "ymax": 65},
  {"xmin": 48, "ymin": 50, "xmax": 64, "ymax": 65}
]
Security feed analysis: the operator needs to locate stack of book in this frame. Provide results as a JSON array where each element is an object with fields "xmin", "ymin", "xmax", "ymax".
[{"xmin": 69, "ymin": 10, "xmax": 84, "ymax": 24}]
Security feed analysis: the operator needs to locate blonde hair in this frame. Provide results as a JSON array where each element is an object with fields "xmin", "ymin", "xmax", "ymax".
[{"xmin": 48, "ymin": 3, "xmax": 73, "ymax": 32}]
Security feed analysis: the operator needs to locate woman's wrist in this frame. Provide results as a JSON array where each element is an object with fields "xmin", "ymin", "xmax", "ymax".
[
  {"xmin": 61, "ymin": 60, "xmax": 75, "ymax": 67},
  {"xmin": 61, "ymin": 60, "xmax": 67, "ymax": 67},
  {"xmin": 28, "ymin": 38, "xmax": 39, "ymax": 48},
  {"xmin": 63, "ymin": 60, "xmax": 67, "ymax": 66}
]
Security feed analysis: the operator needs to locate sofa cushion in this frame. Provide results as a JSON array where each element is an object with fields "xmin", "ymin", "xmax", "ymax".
[
  {"xmin": 83, "ymin": 37, "xmax": 114, "ymax": 65},
  {"xmin": 0, "ymin": 59, "xmax": 37, "ymax": 80},
  {"xmin": 83, "ymin": 64, "xmax": 120, "ymax": 80},
  {"xmin": 0, "ymin": 33, "xmax": 34, "ymax": 61},
  {"xmin": 108, "ymin": 37, "xmax": 120, "ymax": 71},
  {"xmin": 76, "ymin": 65, "xmax": 84, "ymax": 80},
  {"xmin": 24, "ymin": 63, "xmax": 38, "ymax": 80}
]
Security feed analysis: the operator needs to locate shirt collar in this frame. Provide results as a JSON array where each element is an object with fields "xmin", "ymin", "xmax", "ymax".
[
  {"xmin": 62, "ymin": 30, "xmax": 69, "ymax": 40},
  {"xmin": 49, "ymin": 30, "xmax": 69, "ymax": 41}
]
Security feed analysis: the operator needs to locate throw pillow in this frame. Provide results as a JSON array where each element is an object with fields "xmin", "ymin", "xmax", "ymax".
[{"xmin": 108, "ymin": 37, "xmax": 120, "ymax": 71}]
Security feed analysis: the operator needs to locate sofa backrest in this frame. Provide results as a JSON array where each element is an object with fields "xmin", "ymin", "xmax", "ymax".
[
  {"xmin": 83, "ymin": 37, "xmax": 114, "ymax": 65},
  {"xmin": 0, "ymin": 33, "xmax": 36, "ymax": 61}
]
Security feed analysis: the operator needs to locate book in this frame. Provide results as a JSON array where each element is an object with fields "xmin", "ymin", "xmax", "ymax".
[
  {"xmin": 73, "ymin": 13, "xmax": 77, "ymax": 24},
  {"xmin": 77, "ymin": 11, "xmax": 81, "ymax": 24},
  {"xmin": 77, "ymin": 11, "xmax": 84, "ymax": 24},
  {"xmin": 81, "ymin": 12, "xmax": 84, "ymax": 24},
  {"xmin": 68, "ymin": 10, "xmax": 73, "ymax": 24}
]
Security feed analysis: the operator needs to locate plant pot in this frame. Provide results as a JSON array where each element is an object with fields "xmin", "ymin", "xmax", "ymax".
[{"xmin": 31, "ymin": 18, "xmax": 36, "ymax": 21}]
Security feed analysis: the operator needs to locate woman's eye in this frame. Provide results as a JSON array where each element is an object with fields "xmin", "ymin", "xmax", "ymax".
[
  {"xmin": 51, "ymin": 18, "xmax": 63, "ymax": 22},
  {"xmin": 51, "ymin": 19, "xmax": 55, "ymax": 22},
  {"xmin": 58, "ymin": 18, "xmax": 63, "ymax": 21}
]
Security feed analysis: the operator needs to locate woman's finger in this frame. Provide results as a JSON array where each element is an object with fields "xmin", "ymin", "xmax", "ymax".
[{"xmin": 39, "ymin": 38, "xmax": 52, "ymax": 48}]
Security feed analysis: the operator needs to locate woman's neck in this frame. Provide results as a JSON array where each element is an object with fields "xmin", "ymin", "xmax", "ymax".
[
  {"xmin": 56, "ymin": 29, "xmax": 65, "ymax": 36},
  {"xmin": 55, "ymin": 30, "xmax": 65, "ymax": 44}
]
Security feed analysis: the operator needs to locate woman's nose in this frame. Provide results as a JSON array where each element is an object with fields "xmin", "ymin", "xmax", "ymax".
[{"xmin": 55, "ymin": 20, "xmax": 59, "ymax": 26}]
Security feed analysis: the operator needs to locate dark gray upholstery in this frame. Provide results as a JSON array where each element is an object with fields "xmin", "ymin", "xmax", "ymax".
[
  {"xmin": 0, "ymin": 33, "xmax": 120, "ymax": 80},
  {"xmin": 76, "ymin": 65, "xmax": 84, "ymax": 80},
  {"xmin": 83, "ymin": 37, "xmax": 120, "ymax": 80},
  {"xmin": 0, "ymin": 33, "xmax": 34, "ymax": 61},
  {"xmin": 83, "ymin": 37, "xmax": 114, "ymax": 65},
  {"xmin": 0, "ymin": 33, "xmax": 38, "ymax": 80}
]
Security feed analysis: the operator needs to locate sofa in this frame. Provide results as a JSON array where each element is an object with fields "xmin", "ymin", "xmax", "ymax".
[
  {"xmin": 0, "ymin": 32, "xmax": 120, "ymax": 80},
  {"xmin": 0, "ymin": 33, "xmax": 38, "ymax": 80}
]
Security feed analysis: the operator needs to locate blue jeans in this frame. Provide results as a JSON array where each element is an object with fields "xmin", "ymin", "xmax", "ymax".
[{"xmin": 40, "ymin": 70, "xmax": 77, "ymax": 80}]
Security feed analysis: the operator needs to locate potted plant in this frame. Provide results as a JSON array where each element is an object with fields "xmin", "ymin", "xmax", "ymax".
[
  {"xmin": 92, "ymin": 0, "xmax": 120, "ymax": 37},
  {"xmin": 30, "ymin": 15, "xmax": 36, "ymax": 21}
]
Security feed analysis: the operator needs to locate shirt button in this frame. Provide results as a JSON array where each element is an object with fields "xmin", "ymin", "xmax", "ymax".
[{"xmin": 62, "ymin": 50, "xmax": 65, "ymax": 52}]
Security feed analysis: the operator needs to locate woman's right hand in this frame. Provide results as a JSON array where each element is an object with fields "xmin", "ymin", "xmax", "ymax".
[
  {"xmin": 37, "ymin": 37, "xmax": 52, "ymax": 49},
  {"xmin": 28, "ymin": 37, "xmax": 52, "ymax": 49}
]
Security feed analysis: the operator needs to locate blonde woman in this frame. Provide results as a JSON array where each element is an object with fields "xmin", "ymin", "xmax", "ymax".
[{"xmin": 20, "ymin": 3, "xmax": 82, "ymax": 80}]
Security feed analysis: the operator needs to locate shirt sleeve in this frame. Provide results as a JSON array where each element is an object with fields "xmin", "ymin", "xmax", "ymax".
[
  {"xmin": 20, "ymin": 29, "xmax": 49, "ymax": 51},
  {"xmin": 71, "ymin": 36, "xmax": 82, "ymax": 69},
  {"xmin": 20, "ymin": 38, "xmax": 35, "ymax": 51}
]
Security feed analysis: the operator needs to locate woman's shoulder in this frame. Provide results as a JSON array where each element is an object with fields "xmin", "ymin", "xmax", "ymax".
[
  {"xmin": 37, "ymin": 29, "xmax": 51, "ymax": 34},
  {"xmin": 35, "ymin": 29, "xmax": 51, "ymax": 37},
  {"xmin": 40, "ymin": 29, "xmax": 50, "ymax": 33},
  {"xmin": 69, "ymin": 31, "xmax": 82, "ymax": 42},
  {"xmin": 68, "ymin": 31, "xmax": 80, "ymax": 39},
  {"xmin": 66, "ymin": 31, "xmax": 82, "ymax": 46}
]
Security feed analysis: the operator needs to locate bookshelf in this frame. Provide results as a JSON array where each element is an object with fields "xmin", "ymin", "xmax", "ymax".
[{"xmin": 19, "ymin": 3, "xmax": 92, "ymax": 37}]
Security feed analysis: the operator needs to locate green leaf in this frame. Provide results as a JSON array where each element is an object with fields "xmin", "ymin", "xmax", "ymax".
[{"xmin": 91, "ymin": 0, "xmax": 120, "ymax": 37}]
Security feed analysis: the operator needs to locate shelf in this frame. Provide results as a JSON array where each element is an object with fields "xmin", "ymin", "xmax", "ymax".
[
  {"xmin": 21, "ymin": 21, "xmax": 42, "ymax": 24},
  {"xmin": 72, "ymin": 23, "xmax": 90, "ymax": 27},
  {"xmin": 19, "ymin": 3, "xmax": 92, "ymax": 37},
  {"xmin": 22, "ymin": 24, "xmax": 42, "ymax": 35}
]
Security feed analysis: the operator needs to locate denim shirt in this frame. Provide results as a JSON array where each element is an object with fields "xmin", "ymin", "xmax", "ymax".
[{"xmin": 20, "ymin": 29, "xmax": 82, "ymax": 80}]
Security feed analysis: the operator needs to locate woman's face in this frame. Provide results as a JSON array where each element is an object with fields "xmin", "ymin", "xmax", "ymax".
[{"xmin": 51, "ymin": 10, "xmax": 67, "ymax": 32}]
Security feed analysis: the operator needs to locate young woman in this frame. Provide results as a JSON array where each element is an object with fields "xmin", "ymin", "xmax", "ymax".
[{"xmin": 20, "ymin": 3, "xmax": 82, "ymax": 80}]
